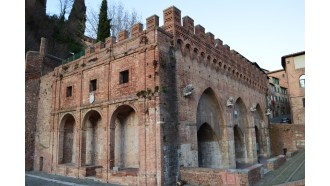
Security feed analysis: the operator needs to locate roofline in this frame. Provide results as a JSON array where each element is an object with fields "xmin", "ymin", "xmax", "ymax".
[
  {"xmin": 281, "ymin": 51, "xmax": 305, "ymax": 69},
  {"xmin": 250, "ymin": 62, "xmax": 268, "ymax": 76},
  {"xmin": 267, "ymin": 69, "xmax": 285, "ymax": 74}
]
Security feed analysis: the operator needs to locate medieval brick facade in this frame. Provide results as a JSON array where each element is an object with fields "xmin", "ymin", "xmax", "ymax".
[{"xmin": 28, "ymin": 6, "xmax": 272, "ymax": 185}]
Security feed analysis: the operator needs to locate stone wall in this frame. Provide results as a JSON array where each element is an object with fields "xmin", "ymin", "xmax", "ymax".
[{"xmin": 269, "ymin": 124, "xmax": 305, "ymax": 155}]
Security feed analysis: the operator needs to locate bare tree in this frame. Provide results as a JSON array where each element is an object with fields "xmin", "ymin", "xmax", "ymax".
[
  {"xmin": 58, "ymin": 0, "xmax": 74, "ymax": 20},
  {"xmin": 85, "ymin": 1, "xmax": 141, "ymax": 39}
]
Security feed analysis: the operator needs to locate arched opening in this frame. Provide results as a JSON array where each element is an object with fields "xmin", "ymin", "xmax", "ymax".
[
  {"xmin": 193, "ymin": 48, "xmax": 198, "ymax": 60},
  {"xmin": 233, "ymin": 98, "xmax": 249, "ymax": 166},
  {"xmin": 196, "ymin": 88, "xmax": 224, "ymax": 168},
  {"xmin": 207, "ymin": 55, "xmax": 211, "ymax": 64},
  {"xmin": 58, "ymin": 114, "xmax": 76, "ymax": 165},
  {"xmin": 234, "ymin": 125, "xmax": 246, "ymax": 167},
  {"xmin": 255, "ymin": 126, "xmax": 261, "ymax": 155},
  {"xmin": 200, "ymin": 52, "xmax": 205, "ymax": 63},
  {"xmin": 110, "ymin": 105, "xmax": 139, "ymax": 170},
  {"xmin": 197, "ymin": 123, "xmax": 221, "ymax": 168},
  {"xmin": 184, "ymin": 44, "xmax": 191, "ymax": 57},
  {"xmin": 177, "ymin": 39, "xmax": 183, "ymax": 53},
  {"xmin": 81, "ymin": 110, "xmax": 102, "ymax": 166},
  {"xmin": 255, "ymin": 104, "xmax": 266, "ymax": 157}
]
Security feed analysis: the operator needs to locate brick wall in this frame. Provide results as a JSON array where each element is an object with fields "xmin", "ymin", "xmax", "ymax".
[
  {"xmin": 267, "ymin": 155, "xmax": 286, "ymax": 171},
  {"xmin": 269, "ymin": 124, "xmax": 305, "ymax": 155},
  {"xmin": 25, "ymin": 52, "xmax": 43, "ymax": 171},
  {"xmin": 180, "ymin": 165, "xmax": 263, "ymax": 186},
  {"xmin": 25, "ymin": 40, "xmax": 61, "ymax": 171},
  {"xmin": 283, "ymin": 53, "xmax": 305, "ymax": 125}
]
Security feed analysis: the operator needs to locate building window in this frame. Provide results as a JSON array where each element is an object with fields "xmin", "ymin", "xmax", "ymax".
[
  {"xmin": 90, "ymin": 79, "xmax": 97, "ymax": 92},
  {"xmin": 272, "ymin": 77, "xmax": 279, "ymax": 85},
  {"xmin": 66, "ymin": 86, "xmax": 72, "ymax": 97},
  {"xmin": 299, "ymin": 75, "xmax": 305, "ymax": 88},
  {"xmin": 120, "ymin": 70, "xmax": 129, "ymax": 84}
]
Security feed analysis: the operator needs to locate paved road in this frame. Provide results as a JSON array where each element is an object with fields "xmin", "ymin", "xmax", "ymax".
[
  {"xmin": 25, "ymin": 171, "xmax": 120, "ymax": 186},
  {"xmin": 255, "ymin": 149, "xmax": 305, "ymax": 186}
]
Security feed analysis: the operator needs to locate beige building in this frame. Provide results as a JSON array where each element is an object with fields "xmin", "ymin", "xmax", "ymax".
[{"xmin": 281, "ymin": 51, "xmax": 305, "ymax": 125}]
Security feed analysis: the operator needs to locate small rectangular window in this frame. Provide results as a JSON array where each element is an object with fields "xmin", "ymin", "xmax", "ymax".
[
  {"xmin": 120, "ymin": 70, "xmax": 129, "ymax": 84},
  {"xmin": 90, "ymin": 79, "xmax": 97, "ymax": 92},
  {"xmin": 66, "ymin": 86, "xmax": 72, "ymax": 97},
  {"xmin": 303, "ymin": 98, "xmax": 305, "ymax": 107}
]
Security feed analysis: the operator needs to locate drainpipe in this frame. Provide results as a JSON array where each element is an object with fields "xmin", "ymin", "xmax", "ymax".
[
  {"xmin": 106, "ymin": 45, "xmax": 112, "ymax": 183},
  {"xmin": 143, "ymin": 30, "xmax": 148, "ymax": 185},
  {"xmin": 153, "ymin": 28, "xmax": 158, "ymax": 185}
]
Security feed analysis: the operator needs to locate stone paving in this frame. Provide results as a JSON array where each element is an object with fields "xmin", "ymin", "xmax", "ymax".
[
  {"xmin": 26, "ymin": 149, "xmax": 305, "ymax": 186},
  {"xmin": 255, "ymin": 149, "xmax": 305, "ymax": 186},
  {"xmin": 25, "ymin": 171, "xmax": 120, "ymax": 186}
]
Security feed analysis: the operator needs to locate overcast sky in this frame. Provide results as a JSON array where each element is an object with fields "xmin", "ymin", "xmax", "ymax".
[{"xmin": 46, "ymin": 0, "xmax": 305, "ymax": 71}]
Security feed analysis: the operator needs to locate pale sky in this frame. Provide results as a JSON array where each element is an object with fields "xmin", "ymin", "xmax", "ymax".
[{"xmin": 46, "ymin": 0, "xmax": 305, "ymax": 71}]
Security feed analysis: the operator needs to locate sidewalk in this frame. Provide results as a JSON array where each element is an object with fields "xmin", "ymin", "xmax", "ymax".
[{"xmin": 25, "ymin": 171, "xmax": 121, "ymax": 186}]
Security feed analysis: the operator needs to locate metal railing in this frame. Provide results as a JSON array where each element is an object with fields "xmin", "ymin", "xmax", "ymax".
[{"xmin": 62, "ymin": 50, "xmax": 85, "ymax": 65}]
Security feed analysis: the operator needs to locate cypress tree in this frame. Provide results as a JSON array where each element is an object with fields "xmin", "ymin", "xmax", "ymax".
[
  {"xmin": 96, "ymin": 0, "xmax": 111, "ymax": 42},
  {"xmin": 66, "ymin": 0, "xmax": 87, "ymax": 53}
]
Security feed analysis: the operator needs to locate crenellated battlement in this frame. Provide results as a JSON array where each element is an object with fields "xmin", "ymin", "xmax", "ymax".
[
  {"xmin": 57, "ymin": 5, "xmax": 267, "ymax": 93},
  {"xmin": 160, "ymin": 6, "xmax": 268, "ymax": 92}
]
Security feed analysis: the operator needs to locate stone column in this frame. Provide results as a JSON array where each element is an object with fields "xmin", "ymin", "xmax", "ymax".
[{"xmin": 225, "ymin": 107, "xmax": 236, "ymax": 168}]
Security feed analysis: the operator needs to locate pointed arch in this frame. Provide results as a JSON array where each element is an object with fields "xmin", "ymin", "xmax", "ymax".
[
  {"xmin": 254, "ymin": 104, "xmax": 266, "ymax": 157},
  {"xmin": 196, "ymin": 87, "xmax": 224, "ymax": 135},
  {"xmin": 234, "ymin": 125, "xmax": 246, "ymax": 167},
  {"xmin": 233, "ymin": 97, "xmax": 251, "ymax": 166},
  {"xmin": 196, "ymin": 87, "xmax": 225, "ymax": 168},
  {"xmin": 233, "ymin": 97, "xmax": 248, "ymax": 129}
]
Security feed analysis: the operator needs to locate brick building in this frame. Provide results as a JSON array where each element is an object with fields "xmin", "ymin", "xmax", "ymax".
[
  {"xmin": 27, "ymin": 6, "xmax": 272, "ymax": 185},
  {"xmin": 266, "ymin": 69, "xmax": 290, "ymax": 118},
  {"xmin": 25, "ymin": 38, "xmax": 62, "ymax": 170},
  {"xmin": 281, "ymin": 51, "xmax": 305, "ymax": 125}
]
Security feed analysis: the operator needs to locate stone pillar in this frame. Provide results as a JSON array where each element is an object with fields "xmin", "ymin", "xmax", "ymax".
[
  {"xmin": 146, "ymin": 15, "xmax": 159, "ymax": 31},
  {"xmin": 177, "ymin": 122, "xmax": 198, "ymax": 168},
  {"xmin": 225, "ymin": 108, "xmax": 236, "ymax": 168},
  {"xmin": 163, "ymin": 6, "xmax": 181, "ymax": 35},
  {"xmin": 39, "ymin": 37, "xmax": 47, "ymax": 55}
]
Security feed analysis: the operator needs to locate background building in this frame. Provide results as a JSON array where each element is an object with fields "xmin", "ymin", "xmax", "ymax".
[
  {"xmin": 268, "ymin": 51, "xmax": 305, "ymax": 156},
  {"xmin": 281, "ymin": 51, "xmax": 305, "ymax": 125},
  {"xmin": 267, "ymin": 69, "xmax": 290, "ymax": 118}
]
